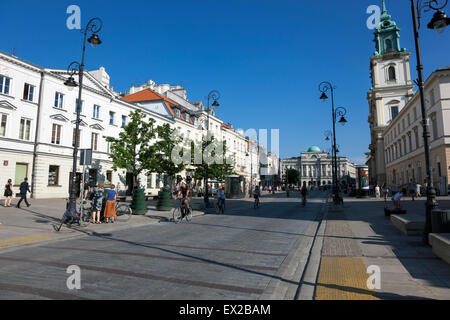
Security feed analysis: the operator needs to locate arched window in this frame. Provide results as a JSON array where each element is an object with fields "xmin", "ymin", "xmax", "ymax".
[{"xmin": 388, "ymin": 66, "xmax": 396, "ymax": 81}]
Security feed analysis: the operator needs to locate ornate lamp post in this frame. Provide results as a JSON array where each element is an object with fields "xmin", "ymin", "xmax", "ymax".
[
  {"xmin": 64, "ymin": 17, "xmax": 102, "ymax": 215},
  {"xmin": 204, "ymin": 90, "xmax": 220, "ymax": 207},
  {"xmin": 409, "ymin": 0, "xmax": 449, "ymax": 244},
  {"xmin": 319, "ymin": 81, "xmax": 348, "ymax": 205}
]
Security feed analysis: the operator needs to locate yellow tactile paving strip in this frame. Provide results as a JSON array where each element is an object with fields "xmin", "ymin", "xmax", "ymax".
[
  {"xmin": 315, "ymin": 257, "xmax": 379, "ymax": 300},
  {"xmin": 0, "ymin": 235, "xmax": 53, "ymax": 248}
]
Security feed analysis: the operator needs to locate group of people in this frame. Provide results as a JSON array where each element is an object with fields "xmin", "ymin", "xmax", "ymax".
[
  {"xmin": 372, "ymin": 182, "xmax": 422, "ymax": 203},
  {"xmin": 3, "ymin": 178, "xmax": 32, "ymax": 208},
  {"xmin": 83, "ymin": 181, "xmax": 118, "ymax": 224}
]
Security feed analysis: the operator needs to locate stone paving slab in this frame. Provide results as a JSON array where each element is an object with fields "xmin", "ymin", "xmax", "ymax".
[{"xmin": 314, "ymin": 195, "xmax": 450, "ymax": 300}]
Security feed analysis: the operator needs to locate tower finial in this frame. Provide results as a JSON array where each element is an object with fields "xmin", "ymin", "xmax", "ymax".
[{"xmin": 382, "ymin": 0, "xmax": 387, "ymax": 13}]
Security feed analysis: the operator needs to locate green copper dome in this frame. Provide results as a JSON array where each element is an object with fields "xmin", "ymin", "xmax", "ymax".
[{"xmin": 307, "ymin": 146, "xmax": 321, "ymax": 152}]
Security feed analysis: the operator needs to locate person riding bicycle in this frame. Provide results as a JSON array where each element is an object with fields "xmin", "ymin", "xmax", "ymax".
[
  {"xmin": 254, "ymin": 185, "xmax": 261, "ymax": 204},
  {"xmin": 217, "ymin": 185, "xmax": 226, "ymax": 212},
  {"xmin": 177, "ymin": 180, "xmax": 192, "ymax": 216},
  {"xmin": 301, "ymin": 185, "xmax": 308, "ymax": 206}
]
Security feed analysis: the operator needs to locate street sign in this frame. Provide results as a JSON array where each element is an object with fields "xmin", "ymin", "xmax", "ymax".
[{"xmin": 80, "ymin": 149, "xmax": 92, "ymax": 166}]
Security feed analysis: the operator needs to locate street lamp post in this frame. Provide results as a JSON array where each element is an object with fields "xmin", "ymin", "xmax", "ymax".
[
  {"xmin": 409, "ymin": 0, "xmax": 449, "ymax": 244},
  {"xmin": 64, "ymin": 17, "xmax": 102, "ymax": 216},
  {"xmin": 319, "ymin": 82, "xmax": 348, "ymax": 205},
  {"xmin": 204, "ymin": 90, "xmax": 220, "ymax": 207}
]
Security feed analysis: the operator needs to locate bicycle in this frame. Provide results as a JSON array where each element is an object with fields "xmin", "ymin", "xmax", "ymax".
[
  {"xmin": 215, "ymin": 199, "xmax": 225, "ymax": 214},
  {"xmin": 172, "ymin": 199, "xmax": 193, "ymax": 223},
  {"xmin": 115, "ymin": 201, "xmax": 133, "ymax": 222},
  {"xmin": 254, "ymin": 196, "xmax": 260, "ymax": 209},
  {"xmin": 53, "ymin": 198, "xmax": 90, "ymax": 231}
]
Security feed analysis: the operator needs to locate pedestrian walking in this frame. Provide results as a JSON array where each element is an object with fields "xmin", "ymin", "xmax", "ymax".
[
  {"xmin": 82, "ymin": 179, "xmax": 90, "ymax": 200},
  {"xmin": 415, "ymin": 182, "xmax": 421, "ymax": 198},
  {"xmin": 16, "ymin": 177, "xmax": 31, "ymax": 208},
  {"xmin": 91, "ymin": 181, "xmax": 104, "ymax": 224},
  {"xmin": 104, "ymin": 184, "xmax": 117, "ymax": 223},
  {"xmin": 375, "ymin": 184, "xmax": 381, "ymax": 199},
  {"xmin": 382, "ymin": 183, "xmax": 389, "ymax": 202},
  {"xmin": 409, "ymin": 180, "xmax": 416, "ymax": 201},
  {"xmin": 3, "ymin": 179, "xmax": 13, "ymax": 207}
]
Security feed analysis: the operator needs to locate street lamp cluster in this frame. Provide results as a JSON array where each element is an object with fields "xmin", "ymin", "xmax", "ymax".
[
  {"xmin": 204, "ymin": 90, "xmax": 221, "ymax": 207},
  {"xmin": 64, "ymin": 17, "xmax": 103, "ymax": 215},
  {"xmin": 319, "ymin": 81, "xmax": 348, "ymax": 205},
  {"xmin": 409, "ymin": 0, "xmax": 449, "ymax": 244}
]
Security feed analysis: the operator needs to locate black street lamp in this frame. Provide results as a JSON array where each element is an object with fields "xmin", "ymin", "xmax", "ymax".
[
  {"xmin": 409, "ymin": 0, "xmax": 449, "ymax": 244},
  {"xmin": 64, "ymin": 17, "xmax": 102, "ymax": 217},
  {"xmin": 319, "ymin": 81, "xmax": 348, "ymax": 205},
  {"xmin": 204, "ymin": 90, "xmax": 220, "ymax": 207}
]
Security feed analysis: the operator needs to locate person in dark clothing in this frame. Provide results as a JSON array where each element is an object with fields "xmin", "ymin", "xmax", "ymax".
[{"xmin": 16, "ymin": 178, "xmax": 31, "ymax": 208}]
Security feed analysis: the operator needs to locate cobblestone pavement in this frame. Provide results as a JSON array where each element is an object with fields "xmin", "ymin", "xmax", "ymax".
[
  {"xmin": 314, "ymin": 195, "xmax": 450, "ymax": 300},
  {"xmin": 0, "ymin": 191, "xmax": 327, "ymax": 299}
]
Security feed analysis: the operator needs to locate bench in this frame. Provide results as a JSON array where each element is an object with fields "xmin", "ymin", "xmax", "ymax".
[
  {"xmin": 429, "ymin": 233, "xmax": 450, "ymax": 265},
  {"xmin": 391, "ymin": 214, "xmax": 425, "ymax": 236}
]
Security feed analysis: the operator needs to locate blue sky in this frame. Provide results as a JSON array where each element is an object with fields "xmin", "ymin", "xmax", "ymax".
[{"xmin": 1, "ymin": 0, "xmax": 449, "ymax": 163}]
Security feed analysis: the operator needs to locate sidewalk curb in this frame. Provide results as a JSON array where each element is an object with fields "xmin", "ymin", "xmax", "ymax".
[
  {"xmin": 295, "ymin": 196, "xmax": 330, "ymax": 300},
  {"xmin": 259, "ymin": 194, "xmax": 329, "ymax": 300}
]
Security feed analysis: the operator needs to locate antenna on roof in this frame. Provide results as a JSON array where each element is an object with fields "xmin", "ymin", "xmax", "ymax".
[{"xmin": 12, "ymin": 48, "xmax": 16, "ymax": 56}]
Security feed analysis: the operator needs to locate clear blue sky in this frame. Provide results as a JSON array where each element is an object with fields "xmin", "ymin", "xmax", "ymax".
[{"xmin": 1, "ymin": 0, "xmax": 449, "ymax": 164}]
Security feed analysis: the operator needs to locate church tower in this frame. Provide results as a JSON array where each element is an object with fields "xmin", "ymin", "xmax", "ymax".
[{"xmin": 367, "ymin": 0, "xmax": 415, "ymax": 185}]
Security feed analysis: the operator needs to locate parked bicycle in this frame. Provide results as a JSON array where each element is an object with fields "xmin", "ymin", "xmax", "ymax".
[
  {"xmin": 53, "ymin": 198, "xmax": 90, "ymax": 231},
  {"xmin": 172, "ymin": 199, "xmax": 193, "ymax": 223},
  {"xmin": 115, "ymin": 201, "xmax": 133, "ymax": 222}
]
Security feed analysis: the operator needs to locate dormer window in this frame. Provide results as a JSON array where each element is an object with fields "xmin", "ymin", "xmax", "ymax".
[
  {"xmin": 185, "ymin": 113, "xmax": 190, "ymax": 122},
  {"xmin": 175, "ymin": 109, "xmax": 181, "ymax": 118}
]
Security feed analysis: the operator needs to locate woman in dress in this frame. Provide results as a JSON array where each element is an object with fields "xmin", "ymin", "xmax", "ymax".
[
  {"xmin": 91, "ymin": 181, "xmax": 104, "ymax": 224},
  {"xmin": 3, "ymin": 179, "xmax": 13, "ymax": 207},
  {"xmin": 104, "ymin": 184, "xmax": 117, "ymax": 223}
]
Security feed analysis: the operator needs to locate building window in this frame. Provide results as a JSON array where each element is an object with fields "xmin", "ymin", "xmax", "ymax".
[
  {"xmin": 54, "ymin": 92, "xmax": 64, "ymax": 109},
  {"xmin": 14, "ymin": 163, "xmax": 28, "ymax": 186},
  {"xmin": 430, "ymin": 89, "xmax": 435, "ymax": 106},
  {"xmin": 109, "ymin": 111, "xmax": 115, "ymax": 125},
  {"xmin": 93, "ymin": 105, "xmax": 100, "ymax": 119},
  {"xmin": 23, "ymin": 83, "xmax": 35, "ymax": 102},
  {"xmin": 121, "ymin": 115, "xmax": 127, "ymax": 127},
  {"xmin": 75, "ymin": 99, "xmax": 83, "ymax": 113},
  {"xmin": 414, "ymin": 129, "xmax": 420, "ymax": 149},
  {"xmin": 414, "ymin": 107, "xmax": 418, "ymax": 120},
  {"xmin": 0, "ymin": 75, "xmax": 11, "ymax": 95},
  {"xmin": 0, "ymin": 114, "xmax": 7, "ymax": 137},
  {"xmin": 72, "ymin": 128, "xmax": 81, "ymax": 147},
  {"xmin": 51, "ymin": 124, "xmax": 62, "ymax": 145},
  {"xmin": 91, "ymin": 132, "xmax": 98, "ymax": 151},
  {"xmin": 19, "ymin": 118, "xmax": 31, "ymax": 140},
  {"xmin": 408, "ymin": 134, "xmax": 412, "ymax": 152},
  {"xmin": 48, "ymin": 165, "xmax": 59, "ymax": 186},
  {"xmin": 146, "ymin": 174, "xmax": 152, "ymax": 189},
  {"xmin": 391, "ymin": 106, "xmax": 398, "ymax": 120},
  {"xmin": 432, "ymin": 117, "xmax": 438, "ymax": 140},
  {"xmin": 106, "ymin": 170, "xmax": 112, "ymax": 186},
  {"xmin": 385, "ymin": 39, "xmax": 393, "ymax": 51},
  {"xmin": 388, "ymin": 66, "xmax": 396, "ymax": 80}
]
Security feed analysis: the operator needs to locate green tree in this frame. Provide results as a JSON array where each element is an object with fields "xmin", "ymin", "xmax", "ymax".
[
  {"xmin": 105, "ymin": 109, "xmax": 157, "ymax": 190},
  {"xmin": 153, "ymin": 123, "xmax": 188, "ymax": 190},
  {"xmin": 191, "ymin": 135, "xmax": 235, "ymax": 182},
  {"xmin": 286, "ymin": 168, "xmax": 300, "ymax": 185}
]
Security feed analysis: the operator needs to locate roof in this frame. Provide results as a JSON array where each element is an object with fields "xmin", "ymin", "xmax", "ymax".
[
  {"xmin": 307, "ymin": 146, "xmax": 321, "ymax": 152},
  {"xmin": 122, "ymin": 89, "xmax": 178, "ymax": 117}
]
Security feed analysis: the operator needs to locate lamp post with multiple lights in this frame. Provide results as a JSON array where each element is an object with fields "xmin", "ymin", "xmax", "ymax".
[
  {"xmin": 409, "ymin": 0, "xmax": 449, "ymax": 244},
  {"xmin": 319, "ymin": 82, "xmax": 348, "ymax": 205},
  {"xmin": 64, "ymin": 17, "xmax": 103, "ymax": 215},
  {"xmin": 203, "ymin": 90, "xmax": 220, "ymax": 207}
]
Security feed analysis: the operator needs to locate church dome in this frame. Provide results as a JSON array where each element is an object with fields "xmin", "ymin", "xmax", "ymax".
[{"xmin": 307, "ymin": 146, "xmax": 321, "ymax": 152}]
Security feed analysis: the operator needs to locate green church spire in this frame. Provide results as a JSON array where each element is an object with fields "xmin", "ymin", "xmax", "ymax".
[{"xmin": 373, "ymin": 0, "xmax": 406, "ymax": 56}]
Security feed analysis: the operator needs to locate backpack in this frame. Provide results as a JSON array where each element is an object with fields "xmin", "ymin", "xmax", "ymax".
[{"xmin": 88, "ymin": 191, "xmax": 95, "ymax": 201}]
